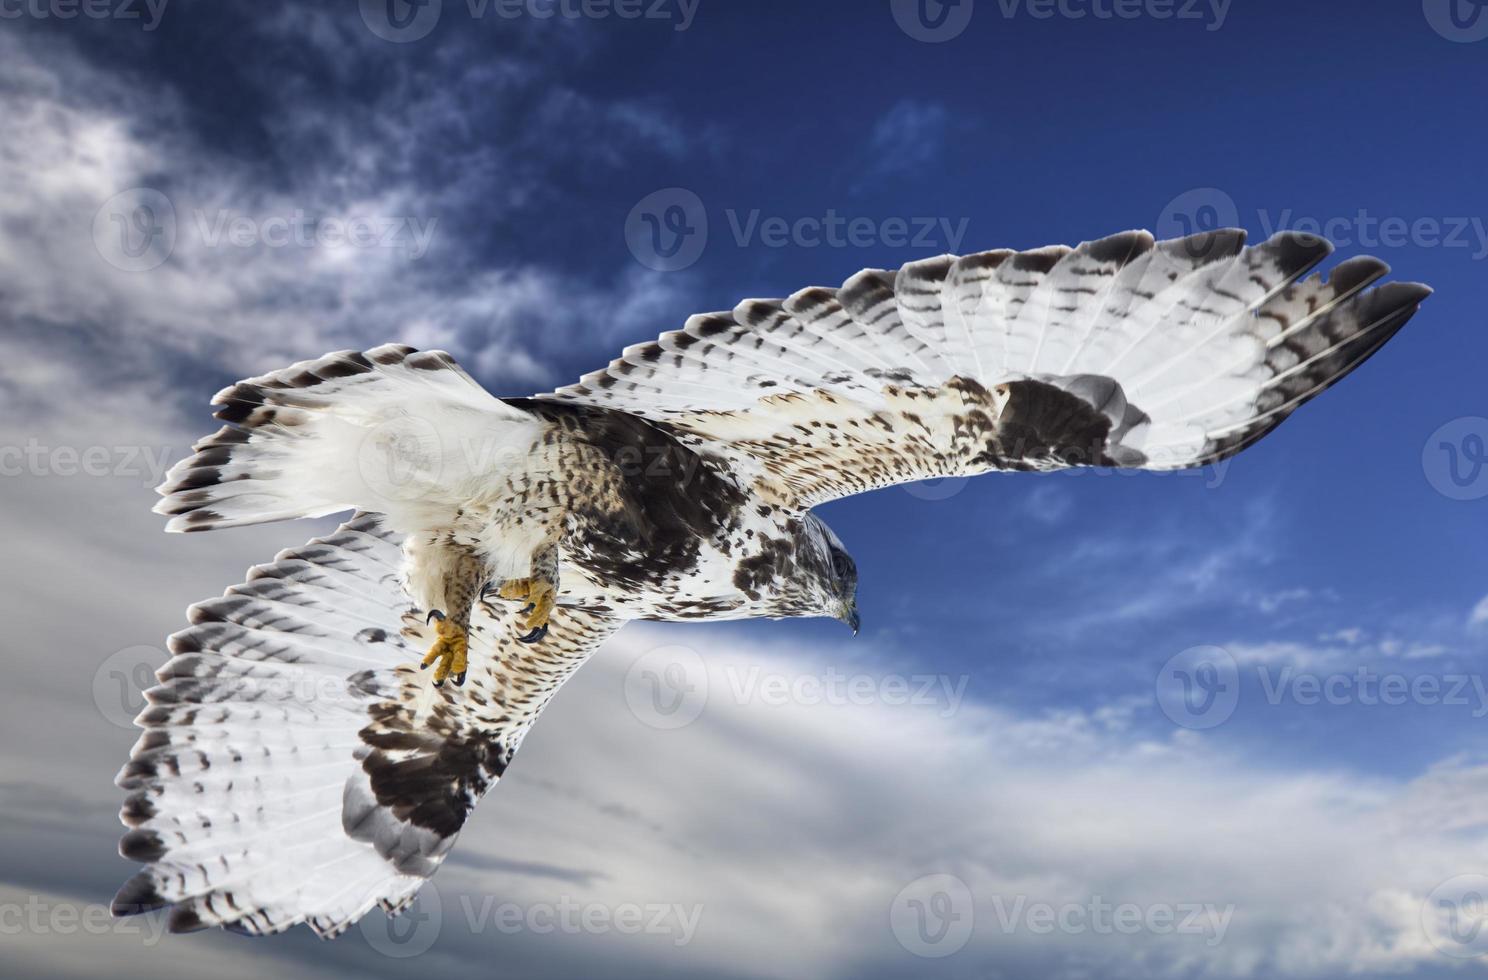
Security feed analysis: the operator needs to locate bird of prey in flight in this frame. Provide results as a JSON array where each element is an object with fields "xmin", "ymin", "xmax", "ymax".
[{"xmin": 113, "ymin": 228, "xmax": 1429, "ymax": 937}]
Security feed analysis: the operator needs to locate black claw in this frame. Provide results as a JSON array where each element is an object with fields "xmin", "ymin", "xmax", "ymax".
[
  {"xmin": 433, "ymin": 677, "xmax": 444, "ymax": 688},
  {"xmin": 420, "ymin": 661, "xmax": 429, "ymax": 670},
  {"xmin": 519, "ymin": 603, "xmax": 535, "ymax": 615},
  {"xmin": 518, "ymin": 623, "xmax": 548, "ymax": 644},
  {"xmin": 453, "ymin": 672, "xmax": 466, "ymax": 687},
  {"xmin": 426, "ymin": 609, "xmax": 445, "ymax": 625}
]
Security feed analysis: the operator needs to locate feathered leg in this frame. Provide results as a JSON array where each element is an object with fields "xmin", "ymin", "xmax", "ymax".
[{"xmin": 414, "ymin": 545, "xmax": 486, "ymax": 687}]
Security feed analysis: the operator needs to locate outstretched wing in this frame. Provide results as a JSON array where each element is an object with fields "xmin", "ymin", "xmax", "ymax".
[
  {"xmin": 544, "ymin": 230, "xmax": 1430, "ymax": 509},
  {"xmin": 113, "ymin": 515, "xmax": 623, "ymax": 937}
]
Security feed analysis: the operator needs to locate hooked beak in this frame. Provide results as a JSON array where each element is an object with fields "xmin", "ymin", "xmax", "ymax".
[{"xmin": 841, "ymin": 601, "xmax": 860, "ymax": 636}]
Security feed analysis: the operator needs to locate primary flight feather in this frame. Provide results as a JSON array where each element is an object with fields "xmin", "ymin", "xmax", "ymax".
[{"xmin": 114, "ymin": 228, "xmax": 1430, "ymax": 936}]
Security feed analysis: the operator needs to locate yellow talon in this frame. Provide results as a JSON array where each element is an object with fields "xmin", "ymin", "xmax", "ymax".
[
  {"xmin": 520, "ymin": 581, "xmax": 555, "ymax": 641},
  {"xmin": 497, "ymin": 578, "xmax": 532, "ymax": 601},
  {"xmin": 496, "ymin": 577, "xmax": 555, "ymax": 643},
  {"xmin": 419, "ymin": 617, "xmax": 469, "ymax": 687}
]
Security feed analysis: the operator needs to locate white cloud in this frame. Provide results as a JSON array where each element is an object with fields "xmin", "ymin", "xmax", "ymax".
[
  {"xmin": 0, "ymin": 30, "xmax": 699, "ymax": 402},
  {"xmin": 1469, "ymin": 594, "xmax": 1488, "ymax": 628},
  {"xmin": 437, "ymin": 627, "xmax": 1488, "ymax": 979}
]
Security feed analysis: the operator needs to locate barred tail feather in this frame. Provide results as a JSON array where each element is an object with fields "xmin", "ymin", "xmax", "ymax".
[{"xmin": 154, "ymin": 344, "xmax": 538, "ymax": 533}]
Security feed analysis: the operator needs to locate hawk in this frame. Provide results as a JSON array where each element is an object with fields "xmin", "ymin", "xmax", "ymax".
[{"xmin": 113, "ymin": 228, "xmax": 1429, "ymax": 936}]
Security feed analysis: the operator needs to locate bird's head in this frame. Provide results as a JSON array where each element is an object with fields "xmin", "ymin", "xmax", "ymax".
[{"xmin": 797, "ymin": 512, "xmax": 860, "ymax": 634}]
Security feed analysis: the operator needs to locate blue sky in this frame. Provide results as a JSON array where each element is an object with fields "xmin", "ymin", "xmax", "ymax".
[{"xmin": 3, "ymin": 1, "xmax": 1488, "ymax": 977}]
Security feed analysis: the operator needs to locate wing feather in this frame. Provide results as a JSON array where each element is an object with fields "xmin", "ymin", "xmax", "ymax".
[
  {"xmin": 113, "ymin": 514, "xmax": 624, "ymax": 938},
  {"xmin": 545, "ymin": 229, "xmax": 1429, "ymax": 507}
]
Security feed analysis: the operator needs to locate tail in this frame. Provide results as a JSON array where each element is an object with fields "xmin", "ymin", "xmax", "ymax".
[{"xmin": 155, "ymin": 344, "xmax": 539, "ymax": 532}]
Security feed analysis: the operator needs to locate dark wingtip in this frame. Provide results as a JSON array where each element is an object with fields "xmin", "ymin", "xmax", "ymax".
[
  {"xmin": 112, "ymin": 873, "xmax": 168, "ymax": 918},
  {"xmin": 120, "ymin": 829, "xmax": 168, "ymax": 863}
]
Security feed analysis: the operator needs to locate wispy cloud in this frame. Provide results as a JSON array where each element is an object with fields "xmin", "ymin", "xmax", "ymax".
[{"xmin": 858, "ymin": 99, "xmax": 955, "ymax": 187}]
